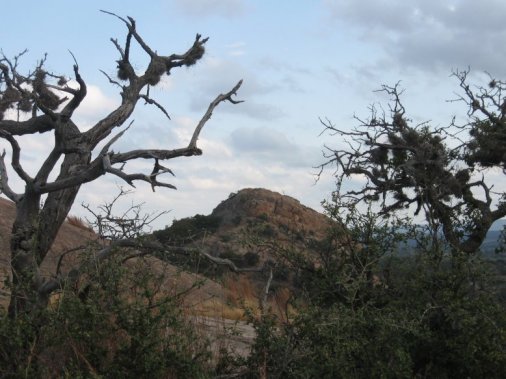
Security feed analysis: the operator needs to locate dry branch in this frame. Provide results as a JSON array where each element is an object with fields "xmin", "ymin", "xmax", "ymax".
[{"xmin": 0, "ymin": 12, "xmax": 243, "ymax": 317}]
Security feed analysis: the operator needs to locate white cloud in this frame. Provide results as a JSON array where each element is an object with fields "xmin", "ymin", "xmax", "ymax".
[
  {"xmin": 174, "ymin": 0, "xmax": 247, "ymax": 18},
  {"xmin": 65, "ymin": 121, "xmax": 330, "ymax": 230},
  {"xmin": 226, "ymin": 41, "xmax": 247, "ymax": 56},
  {"xmin": 182, "ymin": 57, "xmax": 285, "ymax": 121},
  {"xmin": 172, "ymin": 116, "xmax": 197, "ymax": 144},
  {"xmin": 324, "ymin": 0, "xmax": 506, "ymax": 76},
  {"xmin": 74, "ymin": 84, "xmax": 119, "ymax": 125},
  {"xmin": 229, "ymin": 127, "xmax": 322, "ymax": 168}
]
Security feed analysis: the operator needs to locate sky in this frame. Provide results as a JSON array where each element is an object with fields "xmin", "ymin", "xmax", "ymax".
[{"xmin": 1, "ymin": 0, "xmax": 506, "ymax": 230}]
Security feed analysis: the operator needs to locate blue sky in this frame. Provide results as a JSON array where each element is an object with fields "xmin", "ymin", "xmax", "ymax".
[{"xmin": 1, "ymin": 0, "xmax": 505, "ymax": 229}]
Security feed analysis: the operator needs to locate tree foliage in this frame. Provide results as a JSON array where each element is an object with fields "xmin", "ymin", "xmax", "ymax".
[
  {"xmin": 317, "ymin": 70, "xmax": 506, "ymax": 254},
  {"xmin": 243, "ymin": 209, "xmax": 506, "ymax": 378},
  {"xmin": 242, "ymin": 72, "xmax": 506, "ymax": 378}
]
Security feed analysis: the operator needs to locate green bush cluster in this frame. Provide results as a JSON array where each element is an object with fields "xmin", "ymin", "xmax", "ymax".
[
  {"xmin": 241, "ymin": 213, "xmax": 506, "ymax": 378},
  {"xmin": 154, "ymin": 214, "xmax": 222, "ymax": 244},
  {"xmin": 0, "ymin": 253, "xmax": 211, "ymax": 378}
]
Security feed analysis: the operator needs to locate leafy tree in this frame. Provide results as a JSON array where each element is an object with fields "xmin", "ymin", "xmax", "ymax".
[
  {"xmin": 244, "ymin": 206, "xmax": 506, "ymax": 378},
  {"xmin": 317, "ymin": 70, "xmax": 506, "ymax": 254},
  {"xmin": 0, "ymin": 11, "xmax": 242, "ymax": 318},
  {"xmin": 243, "ymin": 72, "xmax": 506, "ymax": 378}
]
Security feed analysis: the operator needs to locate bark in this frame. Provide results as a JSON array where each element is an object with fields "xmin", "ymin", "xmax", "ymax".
[{"xmin": 0, "ymin": 13, "xmax": 243, "ymax": 318}]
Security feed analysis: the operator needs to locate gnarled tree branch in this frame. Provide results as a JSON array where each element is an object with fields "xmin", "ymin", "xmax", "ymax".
[
  {"xmin": 319, "ymin": 77, "xmax": 506, "ymax": 254},
  {"xmin": 0, "ymin": 149, "xmax": 21, "ymax": 202},
  {"xmin": 1, "ymin": 13, "xmax": 243, "ymax": 317}
]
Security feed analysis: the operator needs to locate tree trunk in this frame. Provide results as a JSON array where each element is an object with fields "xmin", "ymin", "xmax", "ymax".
[
  {"xmin": 1, "ymin": 19, "xmax": 242, "ymax": 320},
  {"xmin": 7, "ymin": 153, "xmax": 88, "ymax": 317},
  {"xmin": 8, "ymin": 191, "xmax": 47, "ymax": 317}
]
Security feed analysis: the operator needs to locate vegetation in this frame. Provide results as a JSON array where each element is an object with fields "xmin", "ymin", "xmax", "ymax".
[
  {"xmin": 318, "ymin": 72, "xmax": 506, "ymax": 254},
  {"xmin": 0, "ymin": 249, "xmax": 212, "ymax": 378},
  {"xmin": 242, "ymin": 209, "xmax": 506, "ymax": 378},
  {"xmin": 154, "ymin": 214, "xmax": 223, "ymax": 244},
  {"xmin": 237, "ymin": 72, "xmax": 506, "ymax": 378},
  {"xmin": 2, "ymin": 10, "xmax": 506, "ymax": 378}
]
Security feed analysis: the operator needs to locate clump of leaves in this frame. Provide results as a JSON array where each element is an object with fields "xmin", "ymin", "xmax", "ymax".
[
  {"xmin": 185, "ymin": 44, "xmax": 205, "ymax": 67},
  {"xmin": 154, "ymin": 214, "xmax": 222, "ymax": 244},
  {"xmin": 117, "ymin": 60, "xmax": 130, "ymax": 81},
  {"xmin": 32, "ymin": 69, "xmax": 61, "ymax": 110},
  {"xmin": 466, "ymin": 119, "xmax": 506, "ymax": 168}
]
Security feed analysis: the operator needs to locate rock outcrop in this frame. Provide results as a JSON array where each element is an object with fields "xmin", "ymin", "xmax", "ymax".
[{"xmin": 213, "ymin": 188, "xmax": 329, "ymax": 240}]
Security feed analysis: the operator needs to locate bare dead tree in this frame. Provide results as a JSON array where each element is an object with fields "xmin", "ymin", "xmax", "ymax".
[
  {"xmin": 317, "ymin": 70, "xmax": 506, "ymax": 255},
  {"xmin": 36, "ymin": 188, "xmax": 267, "ymax": 315},
  {"xmin": 0, "ymin": 12, "xmax": 243, "ymax": 318},
  {"xmin": 82, "ymin": 187, "xmax": 168, "ymax": 240}
]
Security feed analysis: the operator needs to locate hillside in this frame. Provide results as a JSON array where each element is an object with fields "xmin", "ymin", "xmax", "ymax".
[
  {"xmin": 0, "ymin": 197, "xmax": 98, "ymax": 307},
  {"xmin": 0, "ymin": 188, "xmax": 334, "ymax": 363},
  {"xmin": 0, "ymin": 197, "xmax": 228, "ymax": 313},
  {"xmin": 154, "ymin": 188, "xmax": 331, "ymax": 267},
  {"xmin": 1, "ymin": 189, "xmax": 332, "ymax": 315},
  {"xmin": 212, "ymin": 188, "xmax": 329, "ymax": 239}
]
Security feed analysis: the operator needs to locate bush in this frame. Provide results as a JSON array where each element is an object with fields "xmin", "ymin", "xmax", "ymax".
[
  {"xmin": 0, "ymin": 252, "xmax": 212, "ymax": 378},
  {"xmin": 154, "ymin": 214, "xmax": 222, "ymax": 244},
  {"xmin": 242, "ymin": 212, "xmax": 506, "ymax": 378},
  {"xmin": 243, "ymin": 252, "xmax": 260, "ymax": 267}
]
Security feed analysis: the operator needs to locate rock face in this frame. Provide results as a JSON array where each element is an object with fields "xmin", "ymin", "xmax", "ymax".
[
  {"xmin": 0, "ymin": 197, "xmax": 228, "ymax": 312},
  {"xmin": 212, "ymin": 188, "xmax": 329, "ymax": 240},
  {"xmin": 154, "ymin": 188, "xmax": 332, "ymax": 275}
]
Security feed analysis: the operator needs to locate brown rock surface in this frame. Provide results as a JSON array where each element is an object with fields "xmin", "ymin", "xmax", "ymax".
[
  {"xmin": 0, "ymin": 189, "xmax": 333, "ymax": 356},
  {"xmin": 0, "ymin": 197, "xmax": 97, "ymax": 307},
  {"xmin": 213, "ymin": 188, "xmax": 329, "ymax": 239}
]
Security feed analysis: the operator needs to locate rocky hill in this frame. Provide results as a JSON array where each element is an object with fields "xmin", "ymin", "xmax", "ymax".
[
  {"xmin": 153, "ymin": 188, "xmax": 331, "ymax": 276},
  {"xmin": 0, "ymin": 188, "xmax": 334, "ymax": 360},
  {"xmin": 1, "ymin": 189, "xmax": 332, "ymax": 314},
  {"xmin": 0, "ymin": 197, "xmax": 98, "ymax": 307},
  {"xmin": 213, "ymin": 188, "xmax": 329, "ymax": 239},
  {"xmin": 148, "ymin": 188, "xmax": 333, "ymax": 312},
  {"xmin": 0, "ymin": 197, "xmax": 228, "ymax": 312}
]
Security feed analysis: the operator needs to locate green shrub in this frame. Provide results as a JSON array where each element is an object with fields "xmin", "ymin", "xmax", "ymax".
[
  {"xmin": 243, "ymin": 252, "xmax": 260, "ymax": 267},
  {"xmin": 154, "ymin": 214, "xmax": 222, "ymax": 244},
  {"xmin": 0, "ymin": 253, "xmax": 212, "ymax": 378},
  {"xmin": 242, "ymin": 213, "xmax": 506, "ymax": 378}
]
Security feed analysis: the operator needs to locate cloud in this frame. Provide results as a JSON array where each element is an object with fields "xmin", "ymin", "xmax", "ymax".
[
  {"xmin": 230, "ymin": 127, "xmax": 293, "ymax": 153},
  {"xmin": 174, "ymin": 0, "xmax": 247, "ymax": 18},
  {"xmin": 324, "ymin": 0, "xmax": 506, "ymax": 76},
  {"xmin": 196, "ymin": 57, "xmax": 278, "ymax": 97},
  {"xmin": 257, "ymin": 56, "xmax": 312, "ymax": 93},
  {"xmin": 3, "ymin": 82, "xmax": 119, "ymax": 130},
  {"xmin": 226, "ymin": 41, "xmax": 247, "ymax": 56},
  {"xmin": 229, "ymin": 127, "xmax": 322, "ymax": 168},
  {"xmin": 184, "ymin": 57, "xmax": 286, "ymax": 120},
  {"xmin": 110, "ymin": 124, "xmax": 326, "ymax": 227},
  {"xmin": 74, "ymin": 84, "xmax": 119, "ymax": 123},
  {"xmin": 225, "ymin": 101, "xmax": 285, "ymax": 120},
  {"xmin": 69, "ymin": 134, "xmax": 329, "ymax": 230},
  {"xmin": 257, "ymin": 56, "xmax": 313, "ymax": 76}
]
